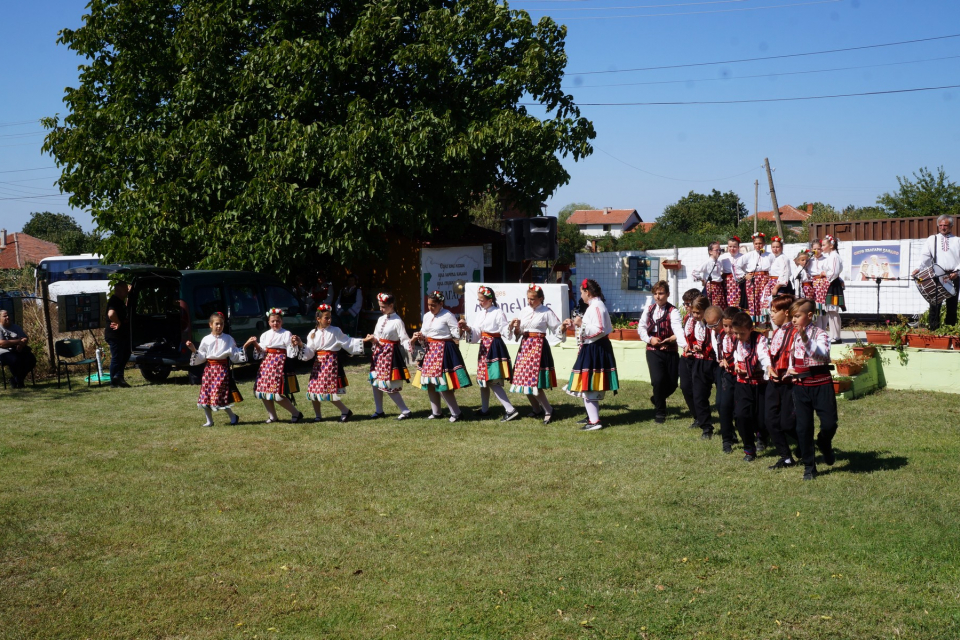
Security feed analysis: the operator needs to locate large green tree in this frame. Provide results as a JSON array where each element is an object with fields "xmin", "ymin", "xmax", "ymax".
[
  {"xmin": 43, "ymin": 0, "xmax": 594, "ymax": 278},
  {"xmin": 877, "ymin": 167, "xmax": 960, "ymax": 218},
  {"xmin": 656, "ymin": 190, "xmax": 748, "ymax": 235},
  {"xmin": 21, "ymin": 211, "xmax": 99, "ymax": 255}
]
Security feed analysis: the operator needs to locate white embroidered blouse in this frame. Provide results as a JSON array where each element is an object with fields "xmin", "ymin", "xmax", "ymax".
[
  {"xmin": 253, "ymin": 328, "xmax": 297, "ymax": 359},
  {"xmin": 511, "ymin": 303, "xmax": 566, "ymax": 346},
  {"xmin": 189, "ymin": 333, "xmax": 246, "ymax": 366},
  {"xmin": 464, "ymin": 306, "xmax": 509, "ymax": 343},
  {"xmin": 419, "ymin": 309, "xmax": 461, "ymax": 340},
  {"xmin": 580, "ymin": 298, "xmax": 612, "ymax": 344},
  {"xmin": 372, "ymin": 313, "xmax": 412, "ymax": 351}
]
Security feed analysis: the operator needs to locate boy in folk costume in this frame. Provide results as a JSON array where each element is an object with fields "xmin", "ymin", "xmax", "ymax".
[
  {"xmin": 743, "ymin": 232, "xmax": 773, "ymax": 325},
  {"xmin": 186, "ymin": 312, "xmax": 246, "ymax": 427},
  {"xmin": 787, "ymin": 298, "xmax": 839, "ymax": 480},
  {"xmin": 712, "ymin": 306, "xmax": 740, "ymax": 453},
  {"xmin": 293, "ymin": 305, "xmax": 364, "ymax": 423},
  {"xmin": 638, "ymin": 280, "xmax": 686, "ymax": 424},
  {"xmin": 366, "ymin": 293, "xmax": 414, "ymax": 420},
  {"xmin": 244, "ymin": 309, "xmax": 304, "ymax": 424},
  {"xmin": 681, "ymin": 296, "xmax": 717, "ymax": 440},
  {"xmin": 459, "ymin": 286, "xmax": 519, "ymax": 422},
  {"xmin": 677, "ymin": 288, "xmax": 703, "ymax": 427},
  {"xmin": 694, "ymin": 242, "xmax": 726, "ymax": 307},
  {"xmin": 765, "ymin": 294, "xmax": 800, "ymax": 470},
  {"xmin": 507, "ymin": 284, "xmax": 565, "ymax": 424},
  {"xmin": 720, "ymin": 236, "xmax": 747, "ymax": 309},
  {"xmin": 730, "ymin": 311, "xmax": 771, "ymax": 462}
]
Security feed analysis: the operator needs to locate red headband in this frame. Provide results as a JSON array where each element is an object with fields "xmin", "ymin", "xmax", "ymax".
[
  {"xmin": 730, "ymin": 236, "xmax": 741, "ymax": 243},
  {"xmin": 581, "ymin": 278, "xmax": 589, "ymax": 289},
  {"xmin": 377, "ymin": 292, "xmax": 391, "ymax": 303},
  {"xmin": 528, "ymin": 283, "xmax": 542, "ymax": 292},
  {"xmin": 478, "ymin": 286, "xmax": 494, "ymax": 298},
  {"xmin": 771, "ymin": 236, "xmax": 782, "ymax": 243},
  {"xmin": 316, "ymin": 304, "xmax": 332, "ymax": 313}
]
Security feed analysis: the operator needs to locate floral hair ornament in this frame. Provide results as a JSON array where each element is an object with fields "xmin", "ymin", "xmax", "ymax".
[
  {"xmin": 528, "ymin": 283, "xmax": 542, "ymax": 292},
  {"xmin": 478, "ymin": 286, "xmax": 494, "ymax": 298},
  {"xmin": 266, "ymin": 307, "xmax": 284, "ymax": 318},
  {"xmin": 214, "ymin": 311, "xmax": 225, "ymax": 318},
  {"xmin": 771, "ymin": 236, "xmax": 783, "ymax": 243},
  {"xmin": 316, "ymin": 304, "xmax": 332, "ymax": 314},
  {"xmin": 581, "ymin": 278, "xmax": 590, "ymax": 289},
  {"xmin": 823, "ymin": 234, "xmax": 836, "ymax": 246},
  {"xmin": 730, "ymin": 236, "xmax": 741, "ymax": 243},
  {"xmin": 377, "ymin": 292, "xmax": 391, "ymax": 303},
  {"xmin": 751, "ymin": 232, "xmax": 765, "ymax": 240},
  {"xmin": 430, "ymin": 290, "xmax": 445, "ymax": 302}
]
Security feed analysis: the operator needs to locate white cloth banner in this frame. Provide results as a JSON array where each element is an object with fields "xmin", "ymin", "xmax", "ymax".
[{"xmin": 464, "ymin": 282, "xmax": 570, "ymax": 326}]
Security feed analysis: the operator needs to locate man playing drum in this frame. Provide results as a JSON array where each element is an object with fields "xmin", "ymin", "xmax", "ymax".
[{"xmin": 913, "ymin": 215, "xmax": 960, "ymax": 331}]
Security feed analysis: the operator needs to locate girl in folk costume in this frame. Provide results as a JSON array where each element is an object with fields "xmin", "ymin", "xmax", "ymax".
[
  {"xmin": 458, "ymin": 286, "xmax": 519, "ymax": 422},
  {"xmin": 563, "ymin": 279, "xmax": 620, "ymax": 431},
  {"xmin": 638, "ymin": 280, "xmax": 686, "ymax": 424},
  {"xmin": 720, "ymin": 236, "xmax": 748, "ymax": 309},
  {"xmin": 794, "ymin": 250, "xmax": 815, "ymax": 300},
  {"xmin": 507, "ymin": 284, "xmax": 565, "ymax": 424},
  {"xmin": 292, "ymin": 305, "xmax": 364, "ymax": 423},
  {"xmin": 411, "ymin": 291, "xmax": 472, "ymax": 422},
  {"xmin": 680, "ymin": 296, "xmax": 717, "ymax": 440},
  {"xmin": 764, "ymin": 236, "xmax": 794, "ymax": 304},
  {"xmin": 743, "ymin": 232, "xmax": 773, "ymax": 324},
  {"xmin": 786, "ymin": 298, "xmax": 839, "ymax": 481},
  {"xmin": 807, "ymin": 238, "xmax": 824, "ymax": 303},
  {"xmin": 694, "ymin": 242, "xmax": 726, "ymax": 307},
  {"xmin": 187, "ymin": 312, "xmax": 246, "ymax": 427},
  {"xmin": 764, "ymin": 294, "xmax": 800, "ymax": 471},
  {"xmin": 730, "ymin": 311, "xmax": 772, "ymax": 462},
  {"xmin": 366, "ymin": 293, "xmax": 413, "ymax": 420},
  {"xmin": 244, "ymin": 309, "xmax": 305, "ymax": 424},
  {"xmin": 816, "ymin": 235, "xmax": 845, "ymax": 343}
]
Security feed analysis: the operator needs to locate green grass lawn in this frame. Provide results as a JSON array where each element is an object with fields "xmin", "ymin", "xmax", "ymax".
[{"xmin": 2, "ymin": 360, "xmax": 959, "ymax": 639}]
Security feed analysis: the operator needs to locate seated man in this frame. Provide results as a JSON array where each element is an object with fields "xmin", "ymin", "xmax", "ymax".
[{"xmin": 0, "ymin": 309, "xmax": 37, "ymax": 388}]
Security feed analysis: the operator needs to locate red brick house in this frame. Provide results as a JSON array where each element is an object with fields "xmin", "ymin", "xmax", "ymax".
[
  {"xmin": 0, "ymin": 229, "xmax": 61, "ymax": 269},
  {"xmin": 743, "ymin": 204, "xmax": 813, "ymax": 234}
]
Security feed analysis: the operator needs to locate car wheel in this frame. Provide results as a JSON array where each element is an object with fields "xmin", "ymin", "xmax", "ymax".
[{"xmin": 140, "ymin": 365, "xmax": 172, "ymax": 383}]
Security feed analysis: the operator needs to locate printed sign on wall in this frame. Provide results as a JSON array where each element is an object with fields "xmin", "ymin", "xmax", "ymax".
[
  {"xmin": 420, "ymin": 247, "xmax": 484, "ymax": 316},
  {"xmin": 846, "ymin": 242, "xmax": 910, "ymax": 288}
]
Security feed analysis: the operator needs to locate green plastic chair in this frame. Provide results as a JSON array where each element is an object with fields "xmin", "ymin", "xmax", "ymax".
[{"xmin": 55, "ymin": 339, "xmax": 99, "ymax": 390}]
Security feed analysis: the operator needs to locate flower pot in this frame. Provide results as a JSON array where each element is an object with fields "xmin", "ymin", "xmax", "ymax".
[
  {"xmin": 864, "ymin": 330, "xmax": 891, "ymax": 345},
  {"xmin": 906, "ymin": 334, "xmax": 952, "ymax": 350},
  {"xmin": 618, "ymin": 329, "xmax": 642, "ymax": 341},
  {"xmin": 833, "ymin": 379, "xmax": 851, "ymax": 394},
  {"xmin": 835, "ymin": 362, "xmax": 863, "ymax": 377},
  {"xmin": 852, "ymin": 345, "xmax": 877, "ymax": 358},
  {"xmin": 566, "ymin": 327, "xmax": 576, "ymax": 337},
  {"xmin": 608, "ymin": 329, "xmax": 623, "ymax": 340},
  {"xmin": 661, "ymin": 260, "xmax": 682, "ymax": 271}
]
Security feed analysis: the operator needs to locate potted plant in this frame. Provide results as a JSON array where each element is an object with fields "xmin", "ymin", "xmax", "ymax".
[
  {"xmin": 884, "ymin": 317, "xmax": 911, "ymax": 365},
  {"xmin": 851, "ymin": 336, "xmax": 877, "ymax": 359},
  {"xmin": 833, "ymin": 376, "xmax": 852, "ymax": 394},
  {"xmin": 834, "ymin": 350, "xmax": 869, "ymax": 377},
  {"xmin": 608, "ymin": 315, "xmax": 638, "ymax": 340},
  {"xmin": 905, "ymin": 327, "xmax": 952, "ymax": 350}
]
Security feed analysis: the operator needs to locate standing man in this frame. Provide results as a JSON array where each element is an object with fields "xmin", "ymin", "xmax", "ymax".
[
  {"xmin": 914, "ymin": 215, "xmax": 960, "ymax": 331},
  {"xmin": 335, "ymin": 274, "xmax": 363, "ymax": 337},
  {"xmin": 0, "ymin": 309, "xmax": 37, "ymax": 388},
  {"xmin": 105, "ymin": 281, "xmax": 132, "ymax": 388}
]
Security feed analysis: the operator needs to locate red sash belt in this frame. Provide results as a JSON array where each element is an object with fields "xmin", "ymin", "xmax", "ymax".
[
  {"xmin": 265, "ymin": 348, "xmax": 287, "ymax": 354},
  {"xmin": 317, "ymin": 350, "xmax": 337, "ymax": 356},
  {"xmin": 481, "ymin": 332, "xmax": 501, "ymax": 338},
  {"xmin": 379, "ymin": 339, "xmax": 398, "ymax": 345},
  {"xmin": 523, "ymin": 332, "xmax": 544, "ymax": 338},
  {"xmin": 208, "ymin": 358, "xmax": 228, "ymax": 364},
  {"xmin": 427, "ymin": 338, "xmax": 452, "ymax": 343}
]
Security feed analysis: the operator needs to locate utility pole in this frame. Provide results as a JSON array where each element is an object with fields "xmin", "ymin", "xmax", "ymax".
[
  {"xmin": 753, "ymin": 179, "xmax": 759, "ymax": 235},
  {"xmin": 764, "ymin": 157, "xmax": 785, "ymax": 239}
]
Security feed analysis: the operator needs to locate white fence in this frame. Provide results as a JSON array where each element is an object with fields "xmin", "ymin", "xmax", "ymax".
[{"xmin": 576, "ymin": 239, "xmax": 931, "ymax": 316}]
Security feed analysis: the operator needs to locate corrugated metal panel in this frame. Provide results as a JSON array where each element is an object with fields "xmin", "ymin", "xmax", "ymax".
[{"xmin": 809, "ymin": 215, "xmax": 960, "ymax": 242}]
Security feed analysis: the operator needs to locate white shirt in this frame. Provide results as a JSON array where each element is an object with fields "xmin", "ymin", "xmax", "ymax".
[
  {"xmin": 638, "ymin": 303, "xmax": 687, "ymax": 349},
  {"xmin": 189, "ymin": 333, "xmax": 246, "ymax": 366},
  {"xmin": 789, "ymin": 325, "xmax": 832, "ymax": 367},
  {"xmin": 419, "ymin": 308, "xmax": 461, "ymax": 340},
  {"xmin": 769, "ymin": 254, "xmax": 792, "ymax": 283},
  {"xmin": 580, "ymin": 298, "xmax": 612, "ymax": 344},
  {"xmin": 465, "ymin": 305, "xmax": 509, "ymax": 343},
  {"xmin": 792, "ymin": 261, "xmax": 811, "ymax": 284},
  {"xmin": 373, "ymin": 313, "xmax": 412, "ymax": 351},
  {"xmin": 808, "ymin": 254, "xmax": 823, "ymax": 278},
  {"xmin": 733, "ymin": 333, "xmax": 772, "ymax": 379},
  {"xmin": 693, "ymin": 258, "xmax": 723, "ymax": 284},
  {"xmin": 743, "ymin": 249, "xmax": 773, "ymax": 273},
  {"xmin": 720, "ymin": 252, "xmax": 747, "ymax": 279},
  {"xmin": 254, "ymin": 328, "xmax": 297, "ymax": 359},
  {"xmin": 300, "ymin": 326, "xmax": 363, "ymax": 359},
  {"xmin": 919, "ymin": 233, "xmax": 960, "ymax": 293},
  {"xmin": 819, "ymin": 251, "xmax": 843, "ymax": 282},
  {"xmin": 511, "ymin": 303, "xmax": 565, "ymax": 346}
]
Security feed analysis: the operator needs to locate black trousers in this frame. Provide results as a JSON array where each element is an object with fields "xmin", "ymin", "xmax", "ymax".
[
  {"xmin": 646, "ymin": 349, "xmax": 679, "ymax": 418},
  {"xmin": 715, "ymin": 367, "xmax": 737, "ymax": 444},
  {"xmin": 689, "ymin": 359, "xmax": 716, "ymax": 433},
  {"xmin": 1, "ymin": 350, "xmax": 36, "ymax": 385},
  {"xmin": 792, "ymin": 383, "xmax": 839, "ymax": 467},
  {"xmin": 734, "ymin": 381, "xmax": 767, "ymax": 454},
  {"xmin": 107, "ymin": 336, "xmax": 131, "ymax": 383},
  {"xmin": 928, "ymin": 292, "xmax": 959, "ymax": 331},
  {"xmin": 678, "ymin": 357, "xmax": 697, "ymax": 418},
  {"xmin": 766, "ymin": 380, "xmax": 798, "ymax": 460}
]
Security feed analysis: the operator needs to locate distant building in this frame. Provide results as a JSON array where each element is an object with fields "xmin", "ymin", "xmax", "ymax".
[
  {"xmin": 743, "ymin": 204, "xmax": 813, "ymax": 234},
  {"xmin": 566, "ymin": 208, "xmax": 643, "ymax": 238},
  {"xmin": 0, "ymin": 229, "xmax": 61, "ymax": 269}
]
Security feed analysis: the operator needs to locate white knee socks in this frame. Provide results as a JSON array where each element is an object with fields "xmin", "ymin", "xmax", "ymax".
[{"xmin": 584, "ymin": 399, "xmax": 601, "ymax": 423}]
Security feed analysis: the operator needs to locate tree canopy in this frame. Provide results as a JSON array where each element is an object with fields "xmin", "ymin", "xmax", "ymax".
[
  {"xmin": 655, "ymin": 190, "xmax": 748, "ymax": 235},
  {"xmin": 877, "ymin": 167, "xmax": 960, "ymax": 218},
  {"xmin": 21, "ymin": 211, "xmax": 99, "ymax": 255},
  {"xmin": 556, "ymin": 201, "xmax": 591, "ymax": 264},
  {"xmin": 43, "ymin": 0, "xmax": 595, "ymax": 278}
]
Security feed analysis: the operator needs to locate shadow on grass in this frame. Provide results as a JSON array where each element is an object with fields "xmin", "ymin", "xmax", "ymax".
[{"xmin": 829, "ymin": 449, "xmax": 908, "ymax": 474}]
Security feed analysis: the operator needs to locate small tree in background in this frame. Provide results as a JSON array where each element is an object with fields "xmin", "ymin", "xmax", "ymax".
[
  {"xmin": 557, "ymin": 202, "xmax": 592, "ymax": 265},
  {"xmin": 21, "ymin": 211, "xmax": 99, "ymax": 255},
  {"xmin": 877, "ymin": 167, "xmax": 960, "ymax": 218}
]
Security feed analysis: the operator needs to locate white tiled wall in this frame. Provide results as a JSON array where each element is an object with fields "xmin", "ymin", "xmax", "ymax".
[{"xmin": 577, "ymin": 240, "xmax": 932, "ymax": 316}]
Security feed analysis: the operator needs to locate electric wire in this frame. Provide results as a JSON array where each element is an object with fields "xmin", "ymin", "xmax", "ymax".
[
  {"xmin": 550, "ymin": 0, "xmax": 842, "ymax": 20},
  {"xmin": 596, "ymin": 146, "xmax": 761, "ymax": 182}
]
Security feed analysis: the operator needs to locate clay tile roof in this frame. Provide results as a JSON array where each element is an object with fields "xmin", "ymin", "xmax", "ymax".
[
  {"xmin": 0, "ymin": 232, "xmax": 62, "ymax": 269},
  {"xmin": 566, "ymin": 209, "xmax": 640, "ymax": 226},
  {"xmin": 750, "ymin": 204, "xmax": 813, "ymax": 222}
]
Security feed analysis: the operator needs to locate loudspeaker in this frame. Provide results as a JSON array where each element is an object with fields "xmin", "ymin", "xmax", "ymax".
[
  {"xmin": 524, "ymin": 216, "xmax": 558, "ymax": 261},
  {"xmin": 504, "ymin": 219, "xmax": 526, "ymax": 262}
]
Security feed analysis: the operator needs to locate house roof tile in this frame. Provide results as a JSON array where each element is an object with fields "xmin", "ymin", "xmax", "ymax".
[
  {"xmin": 566, "ymin": 209, "xmax": 640, "ymax": 226},
  {"xmin": 0, "ymin": 232, "xmax": 62, "ymax": 269}
]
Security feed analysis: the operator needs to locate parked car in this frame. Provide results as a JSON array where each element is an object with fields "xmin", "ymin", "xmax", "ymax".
[{"xmin": 95, "ymin": 266, "xmax": 314, "ymax": 382}]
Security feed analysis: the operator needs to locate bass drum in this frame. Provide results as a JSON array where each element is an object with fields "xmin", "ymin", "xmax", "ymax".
[{"xmin": 914, "ymin": 265, "xmax": 954, "ymax": 306}]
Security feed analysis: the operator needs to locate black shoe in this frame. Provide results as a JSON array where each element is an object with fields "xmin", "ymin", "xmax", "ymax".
[
  {"xmin": 743, "ymin": 452, "xmax": 757, "ymax": 462},
  {"xmin": 230, "ymin": 415, "xmax": 240, "ymax": 426},
  {"xmin": 111, "ymin": 380, "xmax": 131, "ymax": 388},
  {"xmin": 577, "ymin": 416, "xmax": 590, "ymax": 425},
  {"xmin": 543, "ymin": 414, "xmax": 552, "ymax": 425},
  {"xmin": 290, "ymin": 412, "xmax": 304, "ymax": 424},
  {"xmin": 526, "ymin": 410, "xmax": 545, "ymax": 419},
  {"xmin": 819, "ymin": 441, "xmax": 836, "ymax": 465},
  {"xmin": 700, "ymin": 432, "xmax": 713, "ymax": 440},
  {"xmin": 581, "ymin": 421, "xmax": 604, "ymax": 431},
  {"xmin": 689, "ymin": 420, "xmax": 699, "ymax": 429},
  {"xmin": 654, "ymin": 415, "xmax": 666, "ymax": 424},
  {"xmin": 339, "ymin": 410, "xmax": 353, "ymax": 423},
  {"xmin": 722, "ymin": 442, "xmax": 733, "ymax": 454},
  {"xmin": 449, "ymin": 413, "xmax": 462, "ymax": 423},
  {"xmin": 768, "ymin": 457, "xmax": 796, "ymax": 470},
  {"xmin": 476, "ymin": 409, "xmax": 491, "ymax": 418},
  {"xmin": 370, "ymin": 411, "xmax": 386, "ymax": 419},
  {"xmin": 803, "ymin": 465, "xmax": 818, "ymax": 480},
  {"xmin": 756, "ymin": 441, "xmax": 767, "ymax": 454},
  {"xmin": 501, "ymin": 409, "xmax": 519, "ymax": 422},
  {"xmin": 397, "ymin": 412, "xmax": 411, "ymax": 421}
]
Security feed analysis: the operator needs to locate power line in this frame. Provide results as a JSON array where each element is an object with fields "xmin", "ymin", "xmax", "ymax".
[
  {"xmin": 566, "ymin": 55, "xmax": 960, "ymax": 89},
  {"xmin": 0, "ymin": 194, "xmax": 70, "ymax": 202},
  {"xmin": 552, "ymin": 0, "xmax": 841, "ymax": 20},
  {"xmin": 537, "ymin": 83, "xmax": 960, "ymax": 105},
  {"xmin": 523, "ymin": 0, "xmax": 752, "ymax": 10},
  {"xmin": 0, "ymin": 131, "xmax": 45, "ymax": 139},
  {"xmin": 0, "ymin": 167, "xmax": 56, "ymax": 174},
  {"xmin": 0, "ymin": 119, "xmax": 39, "ymax": 129},
  {"xmin": 568, "ymin": 33, "xmax": 960, "ymax": 75},
  {"xmin": 596, "ymin": 146, "xmax": 760, "ymax": 182}
]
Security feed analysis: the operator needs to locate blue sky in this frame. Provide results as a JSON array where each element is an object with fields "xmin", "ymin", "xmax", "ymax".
[{"xmin": 1, "ymin": 0, "xmax": 959, "ymax": 233}]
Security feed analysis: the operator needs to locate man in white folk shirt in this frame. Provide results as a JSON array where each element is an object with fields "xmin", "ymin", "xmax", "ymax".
[{"xmin": 913, "ymin": 214, "xmax": 960, "ymax": 331}]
